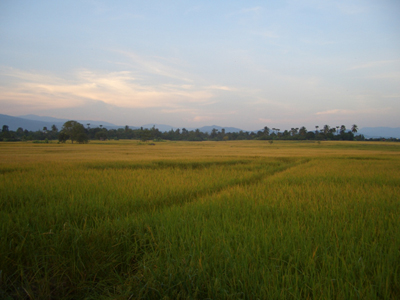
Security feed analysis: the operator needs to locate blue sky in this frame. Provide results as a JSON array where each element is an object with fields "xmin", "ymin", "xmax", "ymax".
[{"xmin": 1, "ymin": 0, "xmax": 399, "ymax": 130}]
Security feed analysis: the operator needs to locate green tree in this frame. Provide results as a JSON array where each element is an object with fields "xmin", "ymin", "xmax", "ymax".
[
  {"xmin": 351, "ymin": 124, "xmax": 358, "ymax": 134},
  {"xmin": 95, "ymin": 131, "xmax": 108, "ymax": 141},
  {"xmin": 299, "ymin": 126, "xmax": 307, "ymax": 136},
  {"xmin": 140, "ymin": 129, "xmax": 152, "ymax": 142},
  {"xmin": 58, "ymin": 132, "xmax": 69, "ymax": 143},
  {"xmin": 1, "ymin": 125, "xmax": 11, "ymax": 139},
  {"xmin": 323, "ymin": 125, "xmax": 330, "ymax": 134},
  {"xmin": 76, "ymin": 132, "xmax": 89, "ymax": 144},
  {"xmin": 60, "ymin": 120, "xmax": 88, "ymax": 143},
  {"xmin": 16, "ymin": 127, "xmax": 24, "ymax": 137}
]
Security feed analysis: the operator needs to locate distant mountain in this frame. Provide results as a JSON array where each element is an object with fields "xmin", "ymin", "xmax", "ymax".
[
  {"xmin": 141, "ymin": 124, "xmax": 178, "ymax": 132},
  {"xmin": 18, "ymin": 114, "xmax": 69, "ymax": 123},
  {"xmin": 1, "ymin": 114, "xmax": 248, "ymax": 133},
  {"xmin": 358, "ymin": 127, "xmax": 400, "ymax": 139},
  {"xmin": 141, "ymin": 124, "xmax": 245, "ymax": 133},
  {"xmin": 0, "ymin": 114, "xmax": 121, "ymax": 131},
  {"xmin": 18, "ymin": 114, "xmax": 120, "ymax": 129},
  {"xmin": 197, "ymin": 125, "xmax": 244, "ymax": 133},
  {"xmin": 2, "ymin": 114, "xmax": 398, "ymax": 138},
  {"xmin": 0, "ymin": 114, "xmax": 64, "ymax": 131}
]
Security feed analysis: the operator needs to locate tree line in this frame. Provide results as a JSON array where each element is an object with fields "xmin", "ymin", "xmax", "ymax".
[{"xmin": 0, "ymin": 121, "xmax": 397, "ymax": 143}]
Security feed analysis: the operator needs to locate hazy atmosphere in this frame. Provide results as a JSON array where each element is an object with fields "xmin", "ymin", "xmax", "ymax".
[{"xmin": 1, "ymin": 0, "xmax": 399, "ymax": 131}]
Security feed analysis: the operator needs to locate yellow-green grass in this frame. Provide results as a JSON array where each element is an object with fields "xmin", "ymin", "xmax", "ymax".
[{"xmin": 1, "ymin": 140, "xmax": 399, "ymax": 299}]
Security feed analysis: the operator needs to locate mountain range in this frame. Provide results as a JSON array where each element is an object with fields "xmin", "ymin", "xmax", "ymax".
[
  {"xmin": 0, "ymin": 114, "xmax": 244, "ymax": 134},
  {"xmin": 0, "ymin": 114, "xmax": 399, "ymax": 138}
]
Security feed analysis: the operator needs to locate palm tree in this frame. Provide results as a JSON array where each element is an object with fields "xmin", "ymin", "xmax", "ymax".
[
  {"xmin": 340, "ymin": 125, "xmax": 346, "ymax": 134},
  {"xmin": 323, "ymin": 125, "xmax": 330, "ymax": 134},
  {"xmin": 351, "ymin": 124, "xmax": 358, "ymax": 134}
]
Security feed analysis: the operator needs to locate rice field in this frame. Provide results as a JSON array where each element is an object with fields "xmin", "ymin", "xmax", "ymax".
[{"xmin": 1, "ymin": 140, "xmax": 400, "ymax": 299}]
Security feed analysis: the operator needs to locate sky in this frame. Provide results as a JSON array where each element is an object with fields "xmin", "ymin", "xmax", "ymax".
[{"xmin": 1, "ymin": 0, "xmax": 399, "ymax": 131}]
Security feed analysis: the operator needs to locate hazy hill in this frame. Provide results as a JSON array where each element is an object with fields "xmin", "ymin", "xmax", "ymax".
[
  {"xmin": 141, "ymin": 124, "xmax": 244, "ymax": 133},
  {"xmin": 196, "ymin": 125, "xmax": 244, "ymax": 133},
  {"xmin": 18, "ymin": 115, "xmax": 121, "ymax": 129},
  {"xmin": 141, "ymin": 124, "xmax": 178, "ymax": 132},
  {"xmin": 1, "ymin": 115, "xmax": 246, "ymax": 133},
  {"xmin": 0, "ymin": 114, "xmax": 64, "ymax": 131},
  {"xmin": 358, "ymin": 127, "xmax": 400, "ymax": 139},
  {"xmin": 1, "ymin": 114, "xmax": 399, "ymax": 138}
]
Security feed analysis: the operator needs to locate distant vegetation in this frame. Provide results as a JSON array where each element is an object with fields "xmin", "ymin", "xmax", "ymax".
[
  {"xmin": 2, "ymin": 121, "xmax": 398, "ymax": 143},
  {"xmin": 1, "ymin": 141, "xmax": 399, "ymax": 299}
]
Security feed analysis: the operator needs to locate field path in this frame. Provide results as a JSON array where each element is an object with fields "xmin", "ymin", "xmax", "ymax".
[{"xmin": 163, "ymin": 157, "xmax": 312, "ymax": 210}]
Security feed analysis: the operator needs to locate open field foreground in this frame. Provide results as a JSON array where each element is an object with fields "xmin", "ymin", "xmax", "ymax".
[{"xmin": 1, "ymin": 140, "xmax": 400, "ymax": 299}]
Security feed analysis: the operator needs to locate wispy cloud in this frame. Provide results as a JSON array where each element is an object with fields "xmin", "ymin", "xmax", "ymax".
[
  {"xmin": 228, "ymin": 6, "xmax": 262, "ymax": 19},
  {"xmin": 349, "ymin": 60, "xmax": 400, "ymax": 70},
  {"xmin": 185, "ymin": 110, "xmax": 238, "ymax": 124},
  {"xmin": 160, "ymin": 108, "xmax": 195, "ymax": 114},
  {"xmin": 115, "ymin": 50, "xmax": 194, "ymax": 83},
  {"xmin": 293, "ymin": 0, "xmax": 369, "ymax": 15},
  {"xmin": 316, "ymin": 109, "xmax": 353, "ymax": 115},
  {"xmin": 316, "ymin": 107, "xmax": 392, "ymax": 116},
  {"xmin": 207, "ymin": 85, "xmax": 236, "ymax": 91},
  {"xmin": 251, "ymin": 30, "xmax": 279, "ymax": 39},
  {"xmin": 365, "ymin": 72, "xmax": 400, "ymax": 80},
  {"xmin": 191, "ymin": 115, "xmax": 214, "ymax": 122},
  {"xmin": 241, "ymin": 6, "xmax": 262, "ymax": 14},
  {"xmin": 257, "ymin": 118, "xmax": 274, "ymax": 123},
  {"xmin": 0, "ymin": 67, "xmax": 232, "ymax": 113}
]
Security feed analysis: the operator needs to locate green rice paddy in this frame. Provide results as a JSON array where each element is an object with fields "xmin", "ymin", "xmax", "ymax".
[{"xmin": 1, "ymin": 140, "xmax": 399, "ymax": 299}]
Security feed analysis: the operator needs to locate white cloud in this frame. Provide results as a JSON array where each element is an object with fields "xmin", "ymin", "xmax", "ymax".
[
  {"xmin": 241, "ymin": 6, "xmax": 262, "ymax": 14},
  {"xmin": 316, "ymin": 109, "xmax": 352, "ymax": 115},
  {"xmin": 207, "ymin": 85, "xmax": 235, "ymax": 91},
  {"xmin": 348, "ymin": 60, "xmax": 400, "ymax": 70},
  {"xmin": 257, "ymin": 118, "xmax": 274, "ymax": 123},
  {"xmin": 115, "ymin": 50, "xmax": 194, "ymax": 83},
  {"xmin": 0, "ymin": 67, "xmax": 225, "ymax": 112},
  {"xmin": 366, "ymin": 72, "xmax": 400, "ymax": 80},
  {"xmin": 185, "ymin": 110, "xmax": 238, "ymax": 124},
  {"xmin": 192, "ymin": 116, "xmax": 214, "ymax": 122},
  {"xmin": 316, "ymin": 107, "xmax": 392, "ymax": 116}
]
